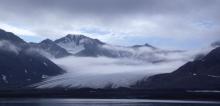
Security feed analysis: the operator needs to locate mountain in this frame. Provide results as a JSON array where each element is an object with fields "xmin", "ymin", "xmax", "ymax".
[
  {"xmin": 55, "ymin": 34, "xmax": 105, "ymax": 54},
  {"xmin": 0, "ymin": 41, "xmax": 64, "ymax": 89},
  {"xmin": 30, "ymin": 39, "xmax": 71, "ymax": 58},
  {"xmin": 0, "ymin": 29, "xmax": 64, "ymax": 89},
  {"xmin": 132, "ymin": 43, "xmax": 157, "ymax": 49},
  {"xmin": 0, "ymin": 29, "xmax": 27, "ymax": 48},
  {"xmin": 54, "ymin": 34, "xmax": 135, "ymax": 58},
  {"xmin": 135, "ymin": 47, "xmax": 220, "ymax": 90},
  {"xmin": 52, "ymin": 34, "xmax": 187, "ymax": 63}
]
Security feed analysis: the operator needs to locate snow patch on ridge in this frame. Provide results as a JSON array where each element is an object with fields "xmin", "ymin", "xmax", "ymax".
[{"xmin": 58, "ymin": 42, "xmax": 85, "ymax": 54}]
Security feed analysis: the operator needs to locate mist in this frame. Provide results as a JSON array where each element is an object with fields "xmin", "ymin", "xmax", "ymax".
[
  {"xmin": 32, "ymin": 43, "xmax": 216, "ymax": 89},
  {"xmin": 0, "ymin": 40, "xmax": 21, "ymax": 54},
  {"xmin": 35, "ymin": 56, "xmax": 187, "ymax": 89},
  {"xmin": 25, "ymin": 47, "xmax": 54, "ymax": 58}
]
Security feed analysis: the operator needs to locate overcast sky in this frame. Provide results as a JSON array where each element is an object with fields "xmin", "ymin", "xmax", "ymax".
[{"xmin": 0, "ymin": 0, "xmax": 220, "ymax": 50}]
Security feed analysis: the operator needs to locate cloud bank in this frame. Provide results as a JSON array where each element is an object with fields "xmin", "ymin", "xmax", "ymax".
[
  {"xmin": 33, "ymin": 45, "xmax": 216, "ymax": 89},
  {"xmin": 0, "ymin": 0, "xmax": 220, "ymax": 49},
  {"xmin": 35, "ymin": 56, "xmax": 187, "ymax": 89}
]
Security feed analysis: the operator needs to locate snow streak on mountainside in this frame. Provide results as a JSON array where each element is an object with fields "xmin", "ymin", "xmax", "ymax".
[{"xmin": 55, "ymin": 34, "xmax": 104, "ymax": 54}]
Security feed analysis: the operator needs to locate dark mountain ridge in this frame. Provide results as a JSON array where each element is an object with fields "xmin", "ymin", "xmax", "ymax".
[
  {"xmin": 0, "ymin": 29, "xmax": 64, "ymax": 89},
  {"xmin": 0, "ymin": 29, "xmax": 27, "ymax": 48},
  {"xmin": 135, "ymin": 47, "xmax": 220, "ymax": 90},
  {"xmin": 132, "ymin": 43, "xmax": 157, "ymax": 49},
  {"xmin": 30, "ymin": 39, "xmax": 71, "ymax": 58}
]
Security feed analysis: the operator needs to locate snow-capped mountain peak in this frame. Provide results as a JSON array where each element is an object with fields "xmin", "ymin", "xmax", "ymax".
[
  {"xmin": 55, "ymin": 34, "xmax": 96, "ymax": 44},
  {"xmin": 54, "ymin": 34, "xmax": 104, "ymax": 54}
]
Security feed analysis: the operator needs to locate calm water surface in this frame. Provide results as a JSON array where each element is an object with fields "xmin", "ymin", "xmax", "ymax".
[{"xmin": 0, "ymin": 99, "xmax": 219, "ymax": 106}]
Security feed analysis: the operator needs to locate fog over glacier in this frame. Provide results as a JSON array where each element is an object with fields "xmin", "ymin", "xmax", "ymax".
[
  {"xmin": 31, "ymin": 39, "xmax": 215, "ymax": 89},
  {"xmin": 0, "ymin": 38, "xmax": 214, "ymax": 89},
  {"xmin": 35, "ymin": 47, "xmax": 212, "ymax": 89}
]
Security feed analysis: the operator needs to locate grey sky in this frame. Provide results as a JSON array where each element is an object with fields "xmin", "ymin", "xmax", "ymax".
[{"xmin": 0, "ymin": 0, "xmax": 219, "ymax": 49}]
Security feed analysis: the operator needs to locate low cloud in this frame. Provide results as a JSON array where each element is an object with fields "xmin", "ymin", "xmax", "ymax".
[
  {"xmin": 35, "ymin": 56, "xmax": 187, "ymax": 89},
  {"xmin": 33, "ymin": 45, "xmax": 217, "ymax": 89},
  {"xmin": 0, "ymin": 40, "xmax": 21, "ymax": 54},
  {"xmin": 25, "ymin": 48, "xmax": 54, "ymax": 58}
]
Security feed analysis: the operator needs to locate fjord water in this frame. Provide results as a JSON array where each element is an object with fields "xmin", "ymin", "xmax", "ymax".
[{"xmin": 0, "ymin": 99, "xmax": 219, "ymax": 106}]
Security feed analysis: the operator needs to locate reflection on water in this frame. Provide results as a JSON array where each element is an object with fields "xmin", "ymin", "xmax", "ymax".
[{"xmin": 0, "ymin": 99, "xmax": 219, "ymax": 106}]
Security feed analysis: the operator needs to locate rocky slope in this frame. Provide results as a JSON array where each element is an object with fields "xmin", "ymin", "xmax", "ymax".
[
  {"xmin": 0, "ymin": 29, "xmax": 64, "ymax": 89},
  {"xmin": 135, "ymin": 47, "xmax": 220, "ymax": 90},
  {"xmin": 30, "ymin": 39, "xmax": 71, "ymax": 58}
]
